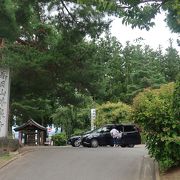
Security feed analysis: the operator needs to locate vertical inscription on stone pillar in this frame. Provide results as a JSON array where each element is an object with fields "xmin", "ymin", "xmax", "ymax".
[{"xmin": 0, "ymin": 68, "xmax": 10, "ymax": 137}]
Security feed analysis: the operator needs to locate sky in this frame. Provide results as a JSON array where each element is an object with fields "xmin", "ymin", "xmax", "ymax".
[{"xmin": 110, "ymin": 12, "xmax": 180, "ymax": 52}]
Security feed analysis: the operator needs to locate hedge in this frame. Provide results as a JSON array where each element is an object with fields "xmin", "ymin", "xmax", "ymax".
[{"xmin": 132, "ymin": 83, "xmax": 180, "ymax": 171}]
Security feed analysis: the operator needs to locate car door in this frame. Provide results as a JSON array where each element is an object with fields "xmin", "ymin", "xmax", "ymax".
[
  {"xmin": 122, "ymin": 125, "xmax": 140, "ymax": 145},
  {"xmin": 98, "ymin": 126, "xmax": 112, "ymax": 145}
]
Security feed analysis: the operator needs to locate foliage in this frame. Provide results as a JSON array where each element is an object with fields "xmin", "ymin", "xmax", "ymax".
[
  {"xmin": 72, "ymin": 129, "xmax": 87, "ymax": 136},
  {"xmin": 51, "ymin": 105, "xmax": 74, "ymax": 138},
  {"xmin": 51, "ymin": 94, "xmax": 95, "ymax": 137},
  {"xmin": 1, "ymin": 32, "xmax": 179, "ymax": 134},
  {"xmin": 11, "ymin": 98, "xmax": 53, "ymax": 126},
  {"xmin": 51, "ymin": 133, "xmax": 67, "ymax": 146},
  {"xmin": 95, "ymin": 101, "xmax": 132, "ymax": 127},
  {"xmin": 162, "ymin": 41, "xmax": 180, "ymax": 82},
  {"xmin": 0, "ymin": 0, "xmax": 110, "ymax": 41},
  {"xmin": 172, "ymin": 74, "xmax": 180, "ymax": 120},
  {"xmin": 132, "ymin": 83, "xmax": 180, "ymax": 171},
  {"xmin": 78, "ymin": 0, "xmax": 180, "ymax": 33},
  {"xmin": 100, "ymin": 36, "xmax": 179, "ymax": 103}
]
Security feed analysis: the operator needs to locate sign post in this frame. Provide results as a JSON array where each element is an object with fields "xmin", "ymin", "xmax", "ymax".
[
  {"xmin": 90, "ymin": 108, "xmax": 96, "ymax": 130},
  {"xmin": 0, "ymin": 68, "xmax": 10, "ymax": 137}
]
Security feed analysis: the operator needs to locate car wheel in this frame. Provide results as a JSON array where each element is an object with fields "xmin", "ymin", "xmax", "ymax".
[
  {"xmin": 73, "ymin": 140, "xmax": 81, "ymax": 147},
  {"xmin": 128, "ymin": 144, "xmax": 134, "ymax": 148},
  {"xmin": 120, "ymin": 144, "xmax": 126, "ymax": 148},
  {"xmin": 91, "ymin": 139, "xmax": 98, "ymax": 148}
]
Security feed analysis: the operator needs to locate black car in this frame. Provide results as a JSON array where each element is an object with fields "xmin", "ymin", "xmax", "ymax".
[
  {"xmin": 67, "ymin": 130, "xmax": 93, "ymax": 147},
  {"xmin": 68, "ymin": 124, "xmax": 141, "ymax": 148}
]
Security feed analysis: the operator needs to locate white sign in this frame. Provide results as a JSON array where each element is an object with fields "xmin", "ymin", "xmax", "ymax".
[
  {"xmin": 91, "ymin": 109, "xmax": 96, "ymax": 130},
  {"xmin": 0, "ymin": 68, "xmax": 10, "ymax": 137}
]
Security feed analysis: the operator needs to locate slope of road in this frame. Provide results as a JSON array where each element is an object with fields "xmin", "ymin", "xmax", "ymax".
[{"xmin": 0, "ymin": 145, "xmax": 147, "ymax": 180}]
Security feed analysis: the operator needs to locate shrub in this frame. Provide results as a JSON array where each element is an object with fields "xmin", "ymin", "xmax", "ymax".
[
  {"xmin": 51, "ymin": 133, "xmax": 67, "ymax": 146},
  {"xmin": 95, "ymin": 101, "xmax": 132, "ymax": 127},
  {"xmin": 72, "ymin": 129, "xmax": 87, "ymax": 136},
  {"xmin": 0, "ymin": 137, "xmax": 20, "ymax": 152},
  {"xmin": 8, "ymin": 139, "xmax": 19, "ymax": 152},
  {"xmin": 133, "ymin": 83, "xmax": 180, "ymax": 171}
]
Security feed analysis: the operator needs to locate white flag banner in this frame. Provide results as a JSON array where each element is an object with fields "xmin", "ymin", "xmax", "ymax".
[{"xmin": 0, "ymin": 68, "xmax": 10, "ymax": 137}]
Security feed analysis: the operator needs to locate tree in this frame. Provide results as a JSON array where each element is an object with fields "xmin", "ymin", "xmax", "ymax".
[
  {"xmin": 51, "ymin": 94, "xmax": 95, "ymax": 137},
  {"xmin": 0, "ymin": 0, "xmax": 110, "ymax": 126},
  {"xmin": 99, "ymin": 35, "xmax": 168, "ymax": 103},
  {"xmin": 51, "ymin": 105, "xmax": 75, "ymax": 137},
  {"xmin": 162, "ymin": 40, "xmax": 180, "ymax": 82},
  {"xmin": 0, "ymin": 0, "xmax": 110, "ymax": 42},
  {"xmin": 78, "ymin": 0, "xmax": 180, "ymax": 33}
]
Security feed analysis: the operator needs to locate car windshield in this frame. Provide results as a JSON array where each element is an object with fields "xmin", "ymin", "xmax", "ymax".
[{"xmin": 92, "ymin": 126, "xmax": 110, "ymax": 133}]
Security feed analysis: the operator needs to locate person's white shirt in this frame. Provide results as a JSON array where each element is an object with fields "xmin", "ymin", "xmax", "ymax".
[{"xmin": 110, "ymin": 128, "xmax": 119, "ymax": 138}]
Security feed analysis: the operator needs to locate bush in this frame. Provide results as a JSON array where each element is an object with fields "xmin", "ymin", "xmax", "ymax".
[
  {"xmin": 8, "ymin": 139, "xmax": 19, "ymax": 152},
  {"xmin": 0, "ymin": 137, "xmax": 20, "ymax": 152},
  {"xmin": 95, "ymin": 101, "xmax": 132, "ymax": 127},
  {"xmin": 72, "ymin": 129, "xmax": 87, "ymax": 136},
  {"xmin": 51, "ymin": 133, "xmax": 67, "ymax": 146},
  {"xmin": 133, "ymin": 83, "xmax": 180, "ymax": 171}
]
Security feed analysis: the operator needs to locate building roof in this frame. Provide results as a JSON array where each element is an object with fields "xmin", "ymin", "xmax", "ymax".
[{"xmin": 14, "ymin": 119, "xmax": 46, "ymax": 131}]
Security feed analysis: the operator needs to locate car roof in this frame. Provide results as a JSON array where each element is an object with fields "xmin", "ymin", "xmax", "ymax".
[{"xmin": 104, "ymin": 124, "xmax": 135, "ymax": 127}]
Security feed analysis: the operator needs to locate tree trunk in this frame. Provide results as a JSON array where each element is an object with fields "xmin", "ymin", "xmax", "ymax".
[{"xmin": 0, "ymin": 38, "xmax": 4, "ymax": 61}]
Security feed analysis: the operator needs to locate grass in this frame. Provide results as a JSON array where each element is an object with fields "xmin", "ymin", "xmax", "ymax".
[{"xmin": 0, "ymin": 153, "xmax": 13, "ymax": 162}]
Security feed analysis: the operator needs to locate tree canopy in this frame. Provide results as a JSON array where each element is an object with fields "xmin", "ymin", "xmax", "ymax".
[
  {"xmin": 78, "ymin": 0, "xmax": 180, "ymax": 33},
  {"xmin": 0, "ymin": 0, "xmax": 179, "ymax": 131},
  {"xmin": 1, "ymin": 0, "xmax": 180, "ymax": 45}
]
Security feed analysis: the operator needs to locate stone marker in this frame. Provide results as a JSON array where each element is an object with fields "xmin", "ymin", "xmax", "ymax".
[{"xmin": 0, "ymin": 68, "xmax": 10, "ymax": 137}]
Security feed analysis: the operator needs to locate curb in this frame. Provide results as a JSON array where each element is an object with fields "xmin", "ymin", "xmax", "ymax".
[
  {"xmin": 0, "ymin": 148, "xmax": 34, "ymax": 170},
  {"xmin": 140, "ymin": 155, "xmax": 160, "ymax": 180},
  {"xmin": 155, "ymin": 161, "xmax": 160, "ymax": 180},
  {"xmin": 0, "ymin": 154, "xmax": 19, "ymax": 169}
]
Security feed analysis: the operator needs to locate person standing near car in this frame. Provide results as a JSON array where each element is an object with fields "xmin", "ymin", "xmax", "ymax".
[{"xmin": 110, "ymin": 127, "xmax": 119, "ymax": 147}]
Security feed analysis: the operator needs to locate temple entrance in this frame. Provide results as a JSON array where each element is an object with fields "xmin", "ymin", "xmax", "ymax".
[{"xmin": 14, "ymin": 119, "xmax": 47, "ymax": 146}]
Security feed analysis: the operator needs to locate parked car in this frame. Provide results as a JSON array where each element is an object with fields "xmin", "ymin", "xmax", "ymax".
[
  {"xmin": 67, "ymin": 135, "xmax": 81, "ymax": 147},
  {"xmin": 67, "ymin": 130, "xmax": 93, "ymax": 147},
  {"xmin": 67, "ymin": 124, "xmax": 141, "ymax": 148}
]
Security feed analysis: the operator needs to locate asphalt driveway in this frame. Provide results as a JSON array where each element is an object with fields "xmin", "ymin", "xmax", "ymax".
[{"xmin": 0, "ymin": 145, "xmax": 147, "ymax": 180}]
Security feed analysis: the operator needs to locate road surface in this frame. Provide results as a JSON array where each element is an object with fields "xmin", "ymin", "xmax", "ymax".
[{"xmin": 0, "ymin": 145, "xmax": 147, "ymax": 180}]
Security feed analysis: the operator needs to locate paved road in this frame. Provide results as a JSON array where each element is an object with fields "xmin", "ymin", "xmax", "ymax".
[{"xmin": 0, "ymin": 145, "xmax": 147, "ymax": 180}]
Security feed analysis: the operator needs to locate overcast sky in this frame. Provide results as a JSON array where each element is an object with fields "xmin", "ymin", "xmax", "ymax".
[{"xmin": 110, "ymin": 12, "xmax": 180, "ymax": 52}]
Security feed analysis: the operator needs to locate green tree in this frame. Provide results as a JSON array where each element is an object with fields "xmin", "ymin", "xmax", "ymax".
[
  {"xmin": 51, "ymin": 105, "xmax": 75, "ymax": 137},
  {"xmin": 78, "ymin": 0, "xmax": 180, "ymax": 33},
  {"xmin": 51, "ymin": 94, "xmax": 95, "ymax": 137},
  {"xmin": 162, "ymin": 40, "xmax": 180, "ymax": 82},
  {"xmin": 0, "ymin": 0, "xmax": 110, "ymax": 127},
  {"xmin": 0, "ymin": 0, "xmax": 110, "ymax": 41},
  {"xmin": 99, "ymin": 35, "xmax": 167, "ymax": 103}
]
